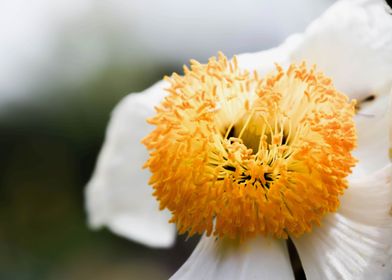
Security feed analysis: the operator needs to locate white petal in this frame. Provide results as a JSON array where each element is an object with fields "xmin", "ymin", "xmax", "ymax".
[
  {"xmin": 170, "ymin": 235, "xmax": 294, "ymax": 280},
  {"xmin": 236, "ymin": 34, "xmax": 302, "ymax": 74},
  {"xmin": 291, "ymin": 0, "xmax": 392, "ymax": 100},
  {"xmin": 85, "ymin": 81, "xmax": 176, "ymax": 248},
  {"xmin": 340, "ymin": 164, "xmax": 392, "ymax": 226},
  {"xmin": 352, "ymin": 92, "xmax": 391, "ymax": 175},
  {"xmin": 293, "ymin": 165, "xmax": 392, "ymax": 280}
]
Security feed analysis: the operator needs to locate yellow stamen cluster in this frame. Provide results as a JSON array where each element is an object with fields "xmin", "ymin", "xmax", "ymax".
[{"xmin": 143, "ymin": 53, "xmax": 356, "ymax": 240}]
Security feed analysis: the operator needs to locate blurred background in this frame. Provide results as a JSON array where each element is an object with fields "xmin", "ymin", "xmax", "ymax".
[{"xmin": 0, "ymin": 0, "xmax": 336, "ymax": 279}]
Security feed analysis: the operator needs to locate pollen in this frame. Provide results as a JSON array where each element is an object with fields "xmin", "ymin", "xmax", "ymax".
[{"xmin": 143, "ymin": 53, "xmax": 357, "ymax": 240}]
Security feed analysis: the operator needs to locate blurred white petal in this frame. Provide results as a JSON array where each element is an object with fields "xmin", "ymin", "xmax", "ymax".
[
  {"xmin": 85, "ymin": 81, "xmax": 176, "ymax": 248},
  {"xmin": 171, "ymin": 235, "xmax": 294, "ymax": 280},
  {"xmin": 236, "ymin": 34, "xmax": 302, "ymax": 73},
  {"xmin": 293, "ymin": 165, "xmax": 392, "ymax": 280},
  {"xmin": 340, "ymin": 164, "xmax": 392, "ymax": 226},
  {"xmin": 291, "ymin": 0, "xmax": 392, "ymax": 100},
  {"xmin": 352, "ymin": 92, "xmax": 391, "ymax": 175}
]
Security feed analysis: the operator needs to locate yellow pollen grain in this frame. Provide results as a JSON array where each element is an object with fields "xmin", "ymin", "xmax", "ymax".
[{"xmin": 143, "ymin": 52, "xmax": 357, "ymax": 241}]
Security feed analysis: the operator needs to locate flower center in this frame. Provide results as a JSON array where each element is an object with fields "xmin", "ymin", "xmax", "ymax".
[{"xmin": 143, "ymin": 53, "xmax": 357, "ymax": 240}]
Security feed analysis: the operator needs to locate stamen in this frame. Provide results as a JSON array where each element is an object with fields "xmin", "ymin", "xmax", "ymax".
[{"xmin": 143, "ymin": 53, "xmax": 357, "ymax": 241}]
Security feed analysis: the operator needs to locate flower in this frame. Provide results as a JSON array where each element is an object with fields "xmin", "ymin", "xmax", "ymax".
[{"xmin": 86, "ymin": 0, "xmax": 392, "ymax": 279}]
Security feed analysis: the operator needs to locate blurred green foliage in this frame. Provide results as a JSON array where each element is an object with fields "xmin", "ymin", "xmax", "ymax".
[{"xmin": 0, "ymin": 61, "xmax": 197, "ymax": 280}]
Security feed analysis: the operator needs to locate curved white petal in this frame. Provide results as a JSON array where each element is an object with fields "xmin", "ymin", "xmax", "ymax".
[
  {"xmin": 352, "ymin": 91, "xmax": 391, "ymax": 175},
  {"xmin": 171, "ymin": 235, "xmax": 294, "ymax": 280},
  {"xmin": 340, "ymin": 164, "xmax": 392, "ymax": 226},
  {"xmin": 293, "ymin": 164, "xmax": 392, "ymax": 280},
  {"xmin": 291, "ymin": 0, "xmax": 392, "ymax": 100},
  {"xmin": 85, "ymin": 81, "xmax": 176, "ymax": 248},
  {"xmin": 236, "ymin": 34, "xmax": 302, "ymax": 74}
]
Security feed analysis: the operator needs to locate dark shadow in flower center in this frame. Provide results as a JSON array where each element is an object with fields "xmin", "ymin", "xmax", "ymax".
[{"xmin": 221, "ymin": 123, "xmax": 285, "ymax": 190}]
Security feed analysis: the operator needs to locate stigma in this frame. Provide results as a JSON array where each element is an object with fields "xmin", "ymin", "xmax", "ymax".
[{"xmin": 143, "ymin": 53, "xmax": 357, "ymax": 241}]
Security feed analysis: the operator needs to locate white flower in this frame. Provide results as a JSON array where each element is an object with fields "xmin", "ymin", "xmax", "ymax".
[{"xmin": 85, "ymin": 0, "xmax": 392, "ymax": 279}]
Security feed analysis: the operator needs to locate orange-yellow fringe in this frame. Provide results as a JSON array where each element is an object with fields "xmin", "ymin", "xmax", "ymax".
[{"xmin": 143, "ymin": 52, "xmax": 356, "ymax": 241}]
